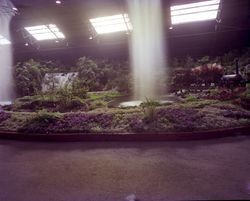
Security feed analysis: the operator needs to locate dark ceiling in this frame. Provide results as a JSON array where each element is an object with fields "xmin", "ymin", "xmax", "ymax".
[{"xmin": 7, "ymin": 0, "xmax": 250, "ymax": 63}]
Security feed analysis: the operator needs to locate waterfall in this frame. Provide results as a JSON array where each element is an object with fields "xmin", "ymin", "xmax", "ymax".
[{"xmin": 42, "ymin": 72, "xmax": 79, "ymax": 92}]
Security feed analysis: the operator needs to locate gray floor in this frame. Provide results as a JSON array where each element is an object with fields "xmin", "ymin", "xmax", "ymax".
[{"xmin": 0, "ymin": 136, "xmax": 250, "ymax": 201}]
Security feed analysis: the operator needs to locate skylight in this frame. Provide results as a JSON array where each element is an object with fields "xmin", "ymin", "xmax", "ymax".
[
  {"xmin": 171, "ymin": 0, "xmax": 221, "ymax": 25},
  {"xmin": 89, "ymin": 14, "xmax": 132, "ymax": 34},
  {"xmin": 24, "ymin": 24, "xmax": 65, "ymax": 41},
  {"xmin": 0, "ymin": 34, "xmax": 11, "ymax": 45}
]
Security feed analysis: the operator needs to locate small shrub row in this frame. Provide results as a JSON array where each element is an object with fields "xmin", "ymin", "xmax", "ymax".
[
  {"xmin": 20, "ymin": 112, "xmax": 115, "ymax": 134},
  {"xmin": 199, "ymin": 88, "xmax": 242, "ymax": 101}
]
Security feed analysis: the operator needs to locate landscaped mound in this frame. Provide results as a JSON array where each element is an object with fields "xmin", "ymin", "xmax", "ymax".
[{"xmin": 0, "ymin": 91, "xmax": 250, "ymax": 134}]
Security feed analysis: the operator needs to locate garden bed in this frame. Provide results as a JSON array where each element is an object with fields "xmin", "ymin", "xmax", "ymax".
[{"xmin": 1, "ymin": 91, "xmax": 250, "ymax": 136}]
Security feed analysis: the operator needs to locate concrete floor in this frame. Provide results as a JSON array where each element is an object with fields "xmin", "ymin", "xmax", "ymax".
[{"xmin": 0, "ymin": 136, "xmax": 250, "ymax": 201}]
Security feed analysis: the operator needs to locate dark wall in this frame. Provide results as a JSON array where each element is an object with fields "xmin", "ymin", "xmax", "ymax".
[{"xmin": 13, "ymin": 0, "xmax": 250, "ymax": 64}]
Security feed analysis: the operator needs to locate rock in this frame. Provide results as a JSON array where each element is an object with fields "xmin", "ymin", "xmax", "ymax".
[
  {"xmin": 119, "ymin": 101, "xmax": 143, "ymax": 108},
  {"xmin": 176, "ymin": 91, "xmax": 182, "ymax": 96}
]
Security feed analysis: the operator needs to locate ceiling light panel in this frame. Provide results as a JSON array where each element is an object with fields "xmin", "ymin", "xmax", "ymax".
[
  {"xmin": 89, "ymin": 14, "xmax": 132, "ymax": 34},
  {"xmin": 171, "ymin": 0, "xmax": 220, "ymax": 25},
  {"xmin": 24, "ymin": 24, "xmax": 65, "ymax": 41},
  {"xmin": 0, "ymin": 34, "xmax": 11, "ymax": 45}
]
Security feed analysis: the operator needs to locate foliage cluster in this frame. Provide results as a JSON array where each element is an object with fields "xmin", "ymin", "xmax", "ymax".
[
  {"xmin": 0, "ymin": 111, "xmax": 11, "ymax": 123},
  {"xmin": 10, "ymin": 90, "xmax": 121, "ymax": 113},
  {"xmin": 171, "ymin": 64, "xmax": 224, "ymax": 91},
  {"xmin": 199, "ymin": 87, "xmax": 246, "ymax": 101},
  {"xmin": 14, "ymin": 59, "xmax": 66, "ymax": 96},
  {"xmin": 20, "ymin": 112, "xmax": 115, "ymax": 133},
  {"xmin": 140, "ymin": 99, "xmax": 160, "ymax": 123},
  {"xmin": 171, "ymin": 48, "xmax": 250, "ymax": 72},
  {"xmin": 13, "ymin": 47, "xmax": 250, "ymax": 99},
  {"xmin": 170, "ymin": 48, "xmax": 250, "ymax": 90},
  {"xmin": 15, "ymin": 59, "xmax": 44, "ymax": 96},
  {"xmin": 14, "ymin": 57, "xmax": 131, "ymax": 98}
]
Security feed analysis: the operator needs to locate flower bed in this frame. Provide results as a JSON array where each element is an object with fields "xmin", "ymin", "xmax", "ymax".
[{"xmin": 1, "ymin": 94, "xmax": 250, "ymax": 135}]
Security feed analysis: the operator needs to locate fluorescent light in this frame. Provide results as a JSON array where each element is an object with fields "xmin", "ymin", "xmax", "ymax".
[
  {"xmin": 171, "ymin": 0, "xmax": 220, "ymax": 11},
  {"xmin": 171, "ymin": 5, "xmax": 219, "ymax": 16},
  {"xmin": 171, "ymin": 0, "xmax": 220, "ymax": 25},
  {"xmin": 89, "ymin": 14, "xmax": 132, "ymax": 34},
  {"xmin": 172, "ymin": 10, "xmax": 219, "ymax": 24},
  {"xmin": 0, "ymin": 35, "xmax": 11, "ymax": 45},
  {"xmin": 56, "ymin": 0, "xmax": 61, "ymax": 4},
  {"xmin": 24, "ymin": 24, "xmax": 65, "ymax": 41}
]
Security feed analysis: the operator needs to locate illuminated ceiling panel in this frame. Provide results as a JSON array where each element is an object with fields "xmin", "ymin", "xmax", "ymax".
[
  {"xmin": 24, "ymin": 24, "xmax": 65, "ymax": 41},
  {"xmin": 171, "ymin": 0, "xmax": 221, "ymax": 25},
  {"xmin": 89, "ymin": 14, "xmax": 132, "ymax": 34},
  {"xmin": 0, "ymin": 34, "xmax": 11, "ymax": 45}
]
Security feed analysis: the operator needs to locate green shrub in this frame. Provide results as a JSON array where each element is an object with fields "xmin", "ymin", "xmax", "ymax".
[
  {"xmin": 71, "ymin": 79, "xmax": 88, "ymax": 99},
  {"xmin": 15, "ymin": 60, "xmax": 43, "ymax": 96},
  {"xmin": 19, "ymin": 111, "xmax": 60, "ymax": 133},
  {"xmin": 57, "ymin": 97, "xmax": 89, "ymax": 112},
  {"xmin": 89, "ymin": 100, "xmax": 107, "ymax": 110},
  {"xmin": 185, "ymin": 95, "xmax": 198, "ymax": 102},
  {"xmin": 141, "ymin": 99, "xmax": 160, "ymax": 123},
  {"xmin": 34, "ymin": 111, "xmax": 59, "ymax": 123}
]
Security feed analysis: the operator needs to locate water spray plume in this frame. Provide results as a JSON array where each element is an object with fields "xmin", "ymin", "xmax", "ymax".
[
  {"xmin": 128, "ymin": 0, "xmax": 167, "ymax": 101},
  {"xmin": 0, "ymin": 0, "xmax": 14, "ymax": 105}
]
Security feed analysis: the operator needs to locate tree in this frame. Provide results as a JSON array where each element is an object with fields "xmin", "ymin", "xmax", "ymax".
[
  {"xmin": 15, "ymin": 59, "xmax": 43, "ymax": 96},
  {"xmin": 77, "ymin": 57, "xmax": 99, "ymax": 91}
]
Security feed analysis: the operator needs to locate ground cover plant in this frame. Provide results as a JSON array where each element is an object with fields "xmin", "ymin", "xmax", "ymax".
[{"xmin": 1, "ymin": 92, "xmax": 250, "ymax": 134}]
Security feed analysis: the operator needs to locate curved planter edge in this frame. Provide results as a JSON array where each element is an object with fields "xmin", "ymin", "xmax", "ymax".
[{"xmin": 0, "ymin": 126, "xmax": 249, "ymax": 142}]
